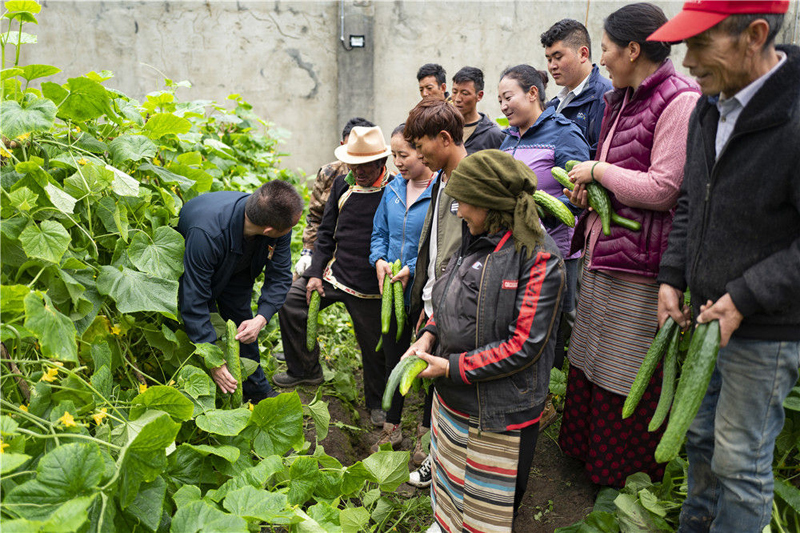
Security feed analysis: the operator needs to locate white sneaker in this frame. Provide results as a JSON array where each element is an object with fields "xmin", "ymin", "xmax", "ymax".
[
  {"xmin": 425, "ymin": 522, "xmax": 442, "ymax": 533},
  {"xmin": 408, "ymin": 455, "xmax": 432, "ymax": 488}
]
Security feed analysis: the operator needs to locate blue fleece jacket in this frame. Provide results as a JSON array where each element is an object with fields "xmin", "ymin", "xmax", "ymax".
[
  {"xmin": 369, "ymin": 176, "xmax": 435, "ymax": 304},
  {"xmin": 500, "ymin": 106, "xmax": 590, "ymax": 259}
]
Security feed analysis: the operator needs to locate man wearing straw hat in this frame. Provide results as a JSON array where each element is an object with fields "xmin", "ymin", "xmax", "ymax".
[{"xmin": 275, "ymin": 126, "xmax": 394, "ymax": 426}]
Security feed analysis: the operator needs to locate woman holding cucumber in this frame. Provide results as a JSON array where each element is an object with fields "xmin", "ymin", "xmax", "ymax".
[
  {"xmin": 402, "ymin": 150, "xmax": 565, "ymax": 533},
  {"xmin": 498, "ymin": 65, "xmax": 590, "ymax": 423},
  {"xmin": 557, "ymin": 2, "xmax": 700, "ymax": 488},
  {"xmin": 368, "ymin": 124, "xmax": 435, "ymax": 453}
]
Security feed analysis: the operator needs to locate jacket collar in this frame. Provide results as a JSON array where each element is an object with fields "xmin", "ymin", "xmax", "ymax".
[
  {"xmin": 558, "ymin": 65, "xmax": 607, "ymax": 107},
  {"xmin": 229, "ymin": 196, "xmax": 247, "ymax": 253},
  {"xmin": 506, "ymin": 106, "xmax": 556, "ymax": 139},
  {"xmin": 604, "ymin": 59, "xmax": 676, "ymax": 109}
]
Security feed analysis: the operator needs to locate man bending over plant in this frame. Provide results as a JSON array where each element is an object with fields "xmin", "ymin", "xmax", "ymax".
[{"xmin": 178, "ymin": 180, "xmax": 304, "ymax": 404}]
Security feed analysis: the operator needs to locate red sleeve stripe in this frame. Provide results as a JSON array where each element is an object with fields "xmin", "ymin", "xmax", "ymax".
[
  {"xmin": 494, "ymin": 230, "xmax": 513, "ymax": 252},
  {"xmin": 459, "ymin": 352, "xmax": 469, "ymax": 384},
  {"xmin": 462, "ymin": 252, "xmax": 550, "ymax": 374},
  {"xmin": 426, "ymin": 314, "xmax": 436, "ymax": 327}
]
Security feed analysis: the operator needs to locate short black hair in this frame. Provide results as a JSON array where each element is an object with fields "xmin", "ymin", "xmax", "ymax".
[
  {"xmin": 417, "ymin": 63, "xmax": 447, "ymax": 85},
  {"xmin": 452, "ymin": 66, "xmax": 485, "ymax": 92},
  {"xmin": 391, "ymin": 123, "xmax": 406, "ymax": 137},
  {"xmin": 500, "ymin": 65, "xmax": 549, "ymax": 108},
  {"xmin": 341, "ymin": 117, "xmax": 375, "ymax": 142},
  {"xmin": 245, "ymin": 180, "xmax": 304, "ymax": 231},
  {"xmin": 604, "ymin": 3, "xmax": 671, "ymax": 64},
  {"xmin": 540, "ymin": 19, "xmax": 593, "ymax": 61},
  {"xmin": 719, "ymin": 14, "xmax": 785, "ymax": 48}
]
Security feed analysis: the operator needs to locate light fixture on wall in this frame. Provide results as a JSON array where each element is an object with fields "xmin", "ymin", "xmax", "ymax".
[
  {"xmin": 348, "ymin": 35, "xmax": 365, "ymax": 48},
  {"xmin": 340, "ymin": 0, "xmax": 366, "ymax": 50}
]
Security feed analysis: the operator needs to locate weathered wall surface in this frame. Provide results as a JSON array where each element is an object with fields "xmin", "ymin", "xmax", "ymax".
[{"xmin": 20, "ymin": 0, "xmax": 800, "ymax": 177}]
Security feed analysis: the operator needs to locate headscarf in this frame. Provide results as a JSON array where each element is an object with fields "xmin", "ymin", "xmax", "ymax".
[{"xmin": 445, "ymin": 149, "xmax": 544, "ymax": 257}]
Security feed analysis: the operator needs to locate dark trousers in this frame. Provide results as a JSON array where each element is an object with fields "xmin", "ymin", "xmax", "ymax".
[
  {"xmin": 278, "ymin": 277, "xmax": 385, "ymax": 410},
  {"xmin": 214, "ymin": 274, "xmax": 273, "ymax": 401},
  {"xmin": 382, "ymin": 312, "xmax": 413, "ymax": 423},
  {"xmin": 553, "ymin": 257, "xmax": 579, "ymax": 371},
  {"xmin": 514, "ymin": 419, "xmax": 541, "ymax": 513}
]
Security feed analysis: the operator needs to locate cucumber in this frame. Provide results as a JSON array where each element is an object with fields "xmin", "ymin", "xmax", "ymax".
[
  {"xmin": 533, "ymin": 190, "xmax": 576, "ymax": 228},
  {"xmin": 306, "ymin": 291, "xmax": 320, "ymax": 351},
  {"xmin": 648, "ymin": 325, "xmax": 681, "ymax": 432},
  {"xmin": 380, "ymin": 273, "xmax": 392, "ymax": 336},
  {"xmin": 622, "ymin": 317, "xmax": 677, "ymax": 418},
  {"xmin": 225, "ymin": 319, "xmax": 243, "ymax": 406},
  {"xmin": 611, "ymin": 212, "xmax": 642, "ymax": 232},
  {"xmin": 392, "ymin": 260, "xmax": 405, "ymax": 341},
  {"xmin": 382, "ymin": 355, "xmax": 429, "ymax": 411},
  {"xmin": 655, "ymin": 320, "xmax": 720, "ymax": 463},
  {"xmin": 565, "ymin": 160, "xmax": 581, "ymax": 173},
  {"xmin": 551, "ymin": 167, "xmax": 574, "ymax": 191},
  {"xmin": 586, "ymin": 183, "xmax": 613, "ymax": 236}
]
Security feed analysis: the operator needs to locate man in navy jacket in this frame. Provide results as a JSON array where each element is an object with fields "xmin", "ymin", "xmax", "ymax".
[
  {"xmin": 178, "ymin": 180, "xmax": 303, "ymax": 404},
  {"xmin": 541, "ymin": 19, "xmax": 613, "ymax": 159}
]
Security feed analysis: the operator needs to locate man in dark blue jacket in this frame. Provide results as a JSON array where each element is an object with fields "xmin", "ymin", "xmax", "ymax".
[
  {"xmin": 541, "ymin": 19, "xmax": 613, "ymax": 159},
  {"xmin": 178, "ymin": 180, "xmax": 303, "ymax": 404}
]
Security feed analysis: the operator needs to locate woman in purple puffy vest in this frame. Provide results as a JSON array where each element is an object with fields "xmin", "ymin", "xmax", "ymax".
[{"xmin": 557, "ymin": 2, "xmax": 700, "ymax": 488}]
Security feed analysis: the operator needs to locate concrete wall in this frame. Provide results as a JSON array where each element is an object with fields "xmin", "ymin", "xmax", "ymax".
[{"xmin": 17, "ymin": 0, "xmax": 800, "ymax": 178}]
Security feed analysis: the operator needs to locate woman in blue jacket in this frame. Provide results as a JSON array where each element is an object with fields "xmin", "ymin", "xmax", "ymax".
[
  {"xmin": 498, "ymin": 64, "xmax": 590, "ymax": 417},
  {"xmin": 369, "ymin": 124, "xmax": 435, "ymax": 451}
]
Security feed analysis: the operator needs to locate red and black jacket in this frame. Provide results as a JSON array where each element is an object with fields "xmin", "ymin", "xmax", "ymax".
[{"xmin": 422, "ymin": 228, "xmax": 565, "ymax": 432}]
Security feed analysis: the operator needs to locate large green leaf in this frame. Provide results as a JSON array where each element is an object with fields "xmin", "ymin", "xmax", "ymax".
[
  {"xmin": 249, "ymin": 392, "xmax": 305, "ymax": 457},
  {"xmin": 64, "ymin": 162, "xmax": 114, "ymax": 198},
  {"xmin": 19, "ymin": 219, "xmax": 70, "ymax": 264},
  {"xmin": 775, "ymin": 476, "xmax": 800, "ymax": 515},
  {"xmin": 340, "ymin": 507, "xmax": 370, "ymax": 533},
  {"xmin": 0, "ymin": 97, "xmax": 56, "ymax": 138},
  {"xmin": 130, "ymin": 385, "xmax": 194, "ymax": 422},
  {"xmin": 108, "ymin": 134, "xmax": 157, "ymax": 164},
  {"xmin": 170, "ymin": 500, "xmax": 247, "ymax": 533},
  {"xmin": 55, "ymin": 77, "xmax": 113, "ymax": 123},
  {"xmin": 287, "ymin": 456, "xmax": 320, "ymax": 506},
  {"xmin": 222, "ymin": 486, "xmax": 294, "ymax": 524},
  {"xmin": 19, "ymin": 64, "xmax": 61, "ymax": 82},
  {"xmin": 23, "ymin": 291, "xmax": 78, "ymax": 362},
  {"xmin": 128, "ymin": 226, "xmax": 184, "ymax": 279},
  {"xmin": 7, "ymin": 186, "xmax": 38, "ymax": 211},
  {"xmin": 138, "ymin": 162, "xmax": 195, "ymax": 192},
  {"xmin": 143, "ymin": 113, "xmax": 191, "ymax": 139},
  {"xmin": 195, "ymin": 408, "xmax": 251, "ymax": 436},
  {"xmin": 183, "ymin": 443, "xmax": 240, "ymax": 463},
  {"xmin": 119, "ymin": 410, "xmax": 180, "ymax": 508},
  {"xmin": 303, "ymin": 389, "xmax": 330, "ymax": 441},
  {"xmin": 1, "ymin": 283, "xmax": 30, "ymax": 314},
  {"xmin": 1, "ymin": 496, "xmax": 95, "ymax": 533},
  {"xmin": 96, "ymin": 265, "xmax": 178, "ymax": 318},
  {"xmin": 6, "ymin": 1, "xmax": 43, "ymax": 14},
  {"xmin": 105, "ymin": 164, "xmax": 139, "ymax": 197},
  {"xmin": 0, "ymin": 453, "xmax": 31, "ymax": 474},
  {"xmin": 362, "ymin": 450, "xmax": 410, "ymax": 492},
  {"xmin": 44, "ymin": 182, "xmax": 77, "ymax": 214},
  {"xmin": 204, "ymin": 456, "xmax": 283, "ymax": 503},
  {"xmin": 613, "ymin": 493, "xmax": 671, "ymax": 532},
  {"xmin": 4, "ymin": 442, "xmax": 104, "ymax": 520},
  {"xmin": 123, "ymin": 476, "xmax": 166, "ymax": 532}
]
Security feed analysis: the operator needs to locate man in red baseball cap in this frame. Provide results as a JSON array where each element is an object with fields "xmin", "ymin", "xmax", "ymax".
[{"xmin": 653, "ymin": 3, "xmax": 800, "ymax": 533}]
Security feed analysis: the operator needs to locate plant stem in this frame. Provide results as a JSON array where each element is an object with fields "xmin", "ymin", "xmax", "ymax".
[{"xmin": 16, "ymin": 427, "xmax": 122, "ymax": 450}]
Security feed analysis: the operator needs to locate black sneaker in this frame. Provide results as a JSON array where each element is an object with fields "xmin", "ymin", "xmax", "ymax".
[
  {"xmin": 408, "ymin": 455, "xmax": 432, "ymax": 488},
  {"xmin": 272, "ymin": 371, "xmax": 323, "ymax": 388}
]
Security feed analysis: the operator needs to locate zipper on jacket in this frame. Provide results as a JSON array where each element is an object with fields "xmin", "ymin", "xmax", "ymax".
[{"xmin": 474, "ymin": 252, "xmax": 492, "ymax": 434}]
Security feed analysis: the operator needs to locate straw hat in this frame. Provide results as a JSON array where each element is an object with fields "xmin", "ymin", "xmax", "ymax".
[{"xmin": 334, "ymin": 126, "xmax": 391, "ymax": 165}]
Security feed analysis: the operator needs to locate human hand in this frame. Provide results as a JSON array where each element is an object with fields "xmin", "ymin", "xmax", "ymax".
[
  {"xmin": 413, "ymin": 349, "xmax": 449, "ymax": 379},
  {"xmin": 375, "ymin": 259, "xmax": 393, "ymax": 294},
  {"xmin": 294, "ymin": 253, "xmax": 313, "ymax": 276},
  {"xmin": 235, "ymin": 315, "xmax": 267, "ymax": 344},
  {"xmin": 696, "ymin": 294, "xmax": 743, "ymax": 348},
  {"xmin": 307, "ymin": 277, "xmax": 324, "ymax": 304},
  {"xmin": 415, "ymin": 312, "xmax": 427, "ymax": 335},
  {"xmin": 569, "ymin": 160, "xmax": 607, "ymax": 186},
  {"xmin": 658, "ymin": 284, "xmax": 691, "ymax": 330},
  {"xmin": 211, "ymin": 363, "xmax": 238, "ymax": 394},
  {"xmin": 565, "ymin": 185, "xmax": 589, "ymax": 209},
  {"xmin": 391, "ymin": 266, "xmax": 411, "ymax": 290},
  {"xmin": 401, "ymin": 331, "xmax": 436, "ymax": 361}
]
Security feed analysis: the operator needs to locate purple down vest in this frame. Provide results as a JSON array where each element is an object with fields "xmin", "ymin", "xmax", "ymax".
[{"xmin": 575, "ymin": 59, "xmax": 698, "ymax": 277}]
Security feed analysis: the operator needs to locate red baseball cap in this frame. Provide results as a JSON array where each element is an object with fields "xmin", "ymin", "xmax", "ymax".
[{"xmin": 647, "ymin": 0, "xmax": 789, "ymax": 42}]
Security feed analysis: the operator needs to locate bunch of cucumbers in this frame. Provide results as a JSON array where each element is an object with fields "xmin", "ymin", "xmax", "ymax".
[{"xmin": 376, "ymin": 259, "xmax": 406, "ymax": 351}]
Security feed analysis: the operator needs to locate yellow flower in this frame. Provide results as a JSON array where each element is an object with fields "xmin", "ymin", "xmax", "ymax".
[
  {"xmin": 16, "ymin": 132, "xmax": 30, "ymax": 142},
  {"xmin": 168, "ymin": 379, "xmax": 175, "ymax": 386},
  {"xmin": 138, "ymin": 383, "xmax": 148, "ymax": 394},
  {"xmin": 0, "ymin": 439, "xmax": 8, "ymax": 454},
  {"xmin": 110, "ymin": 324, "xmax": 122, "ymax": 336},
  {"xmin": 19, "ymin": 404, "xmax": 28, "ymax": 412},
  {"xmin": 58, "ymin": 411, "xmax": 77, "ymax": 428},
  {"xmin": 40, "ymin": 367, "xmax": 58, "ymax": 382},
  {"xmin": 77, "ymin": 158, "xmax": 88, "ymax": 166},
  {"xmin": 0, "ymin": 146, "xmax": 11, "ymax": 158},
  {"xmin": 92, "ymin": 408, "xmax": 108, "ymax": 425},
  {"xmin": 247, "ymin": 402, "xmax": 254, "ymax": 411}
]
